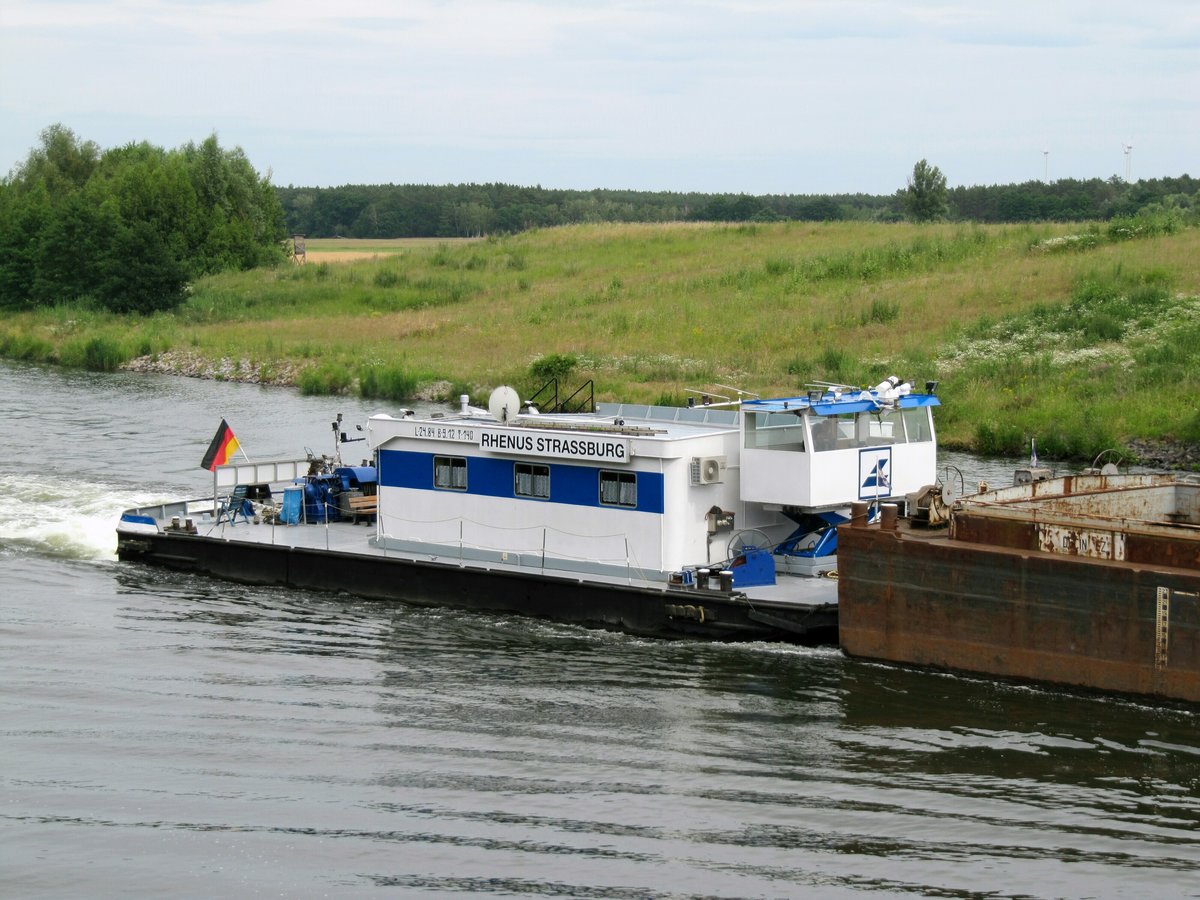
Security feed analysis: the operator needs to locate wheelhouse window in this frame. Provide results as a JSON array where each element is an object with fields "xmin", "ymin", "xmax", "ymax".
[
  {"xmin": 434, "ymin": 456, "xmax": 467, "ymax": 490},
  {"xmin": 744, "ymin": 411, "xmax": 806, "ymax": 452},
  {"xmin": 901, "ymin": 407, "xmax": 933, "ymax": 443},
  {"xmin": 810, "ymin": 414, "xmax": 853, "ymax": 451},
  {"xmin": 811, "ymin": 412, "xmax": 905, "ymax": 450},
  {"xmin": 514, "ymin": 463, "xmax": 550, "ymax": 499},
  {"xmin": 599, "ymin": 470, "xmax": 637, "ymax": 507}
]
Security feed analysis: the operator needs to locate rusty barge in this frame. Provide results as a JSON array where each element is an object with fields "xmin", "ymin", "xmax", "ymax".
[{"xmin": 836, "ymin": 473, "xmax": 1200, "ymax": 703}]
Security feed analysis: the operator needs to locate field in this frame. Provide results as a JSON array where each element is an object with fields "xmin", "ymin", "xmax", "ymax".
[
  {"xmin": 3, "ymin": 219, "xmax": 1199, "ymax": 460},
  {"xmin": 295, "ymin": 237, "xmax": 480, "ymax": 263}
]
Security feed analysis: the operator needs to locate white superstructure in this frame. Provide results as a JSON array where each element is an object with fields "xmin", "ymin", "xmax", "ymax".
[{"xmin": 366, "ymin": 384, "xmax": 940, "ymax": 585}]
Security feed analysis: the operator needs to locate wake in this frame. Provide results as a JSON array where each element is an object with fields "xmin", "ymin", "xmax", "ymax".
[{"xmin": 0, "ymin": 472, "xmax": 170, "ymax": 561}]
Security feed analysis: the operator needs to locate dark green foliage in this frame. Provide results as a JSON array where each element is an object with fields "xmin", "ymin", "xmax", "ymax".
[
  {"xmin": 357, "ymin": 364, "xmax": 421, "ymax": 400},
  {"xmin": 101, "ymin": 218, "xmax": 191, "ymax": 313},
  {"xmin": 0, "ymin": 125, "xmax": 287, "ymax": 314},
  {"xmin": 298, "ymin": 363, "xmax": 354, "ymax": 395},
  {"xmin": 862, "ymin": 297, "xmax": 901, "ymax": 326},
  {"xmin": 784, "ymin": 355, "xmax": 812, "ymax": 376},
  {"xmin": 373, "ymin": 268, "xmax": 405, "ymax": 288},
  {"xmin": 0, "ymin": 330, "xmax": 54, "ymax": 361},
  {"xmin": 974, "ymin": 420, "xmax": 1026, "ymax": 456},
  {"xmin": 973, "ymin": 269, "xmax": 1175, "ymax": 351},
  {"xmin": 1178, "ymin": 409, "xmax": 1200, "ymax": 444},
  {"xmin": 764, "ymin": 257, "xmax": 794, "ymax": 277},
  {"xmin": 81, "ymin": 337, "xmax": 127, "ymax": 371},
  {"xmin": 529, "ymin": 353, "xmax": 578, "ymax": 383},
  {"xmin": 270, "ymin": 173, "xmax": 1200, "ymax": 237},
  {"xmin": 447, "ymin": 381, "xmax": 477, "ymax": 404},
  {"xmin": 819, "ymin": 347, "xmax": 855, "ymax": 381},
  {"xmin": 1064, "ymin": 269, "xmax": 1171, "ymax": 339},
  {"xmin": 901, "ymin": 160, "xmax": 949, "ymax": 222}
]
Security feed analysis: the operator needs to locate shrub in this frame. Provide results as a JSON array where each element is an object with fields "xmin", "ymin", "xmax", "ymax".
[
  {"xmin": 529, "ymin": 352, "xmax": 578, "ymax": 383},
  {"xmin": 81, "ymin": 336, "xmax": 127, "ymax": 371},
  {"xmin": 298, "ymin": 363, "xmax": 353, "ymax": 395},
  {"xmin": 784, "ymin": 355, "xmax": 812, "ymax": 376},
  {"xmin": 0, "ymin": 331, "xmax": 55, "ymax": 361},
  {"xmin": 862, "ymin": 297, "xmax": 900, "ymax": 326},
  {"xmin": 373, "ymin": 268, "xmax": 404, "ymax": 288},
  {"xmin": 819, "ymin": 346, "xmax": 855, "ymax": 381},
  {"xmin": 974, "ymin": 420, "xmax": 1025, "ymax": 456},
  {"xmin": 764, "ymin": 257, "xmax": 794, "ymax": 277},
  {"xmin": 358, "ymin": 364, "xmax": 421, "ymax": 400}
]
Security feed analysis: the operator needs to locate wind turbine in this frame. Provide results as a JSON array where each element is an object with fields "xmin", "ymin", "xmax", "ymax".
[
  {"xmin": 1122, "ymin": 141, "xmax": 1133, "ymax": 182},
  {"xmin": 1043, "ymin": 148, "xmax": 1049, "ymax": 182}
]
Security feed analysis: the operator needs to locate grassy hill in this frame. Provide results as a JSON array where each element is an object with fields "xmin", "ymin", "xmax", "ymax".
[{"xmin": 3, "ymin": 220, "xmax": 1199, "ymax": 461}]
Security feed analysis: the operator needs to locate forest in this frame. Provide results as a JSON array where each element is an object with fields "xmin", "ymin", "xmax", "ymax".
[{"xmin": 275, "ymin": 174, "xmax": 1200, "ymax": 239}]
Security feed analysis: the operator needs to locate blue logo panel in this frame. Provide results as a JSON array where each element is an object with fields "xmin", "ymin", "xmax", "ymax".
[{"xmin": 858, "ymin": 447, "xmax": 893, "ymax": 500}]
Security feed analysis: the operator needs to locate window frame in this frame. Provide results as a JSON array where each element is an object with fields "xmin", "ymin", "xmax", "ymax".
[
  {"xmin": 599, "ymin": 469, "xmax": 637, "ymax": 508},
  {"xmin": 433, "ymin": 455, "xmax": 468, "ymax": 491},
  {"xmin": 514, "ymin": 462, "xmax": 551, "ymax": 499}
]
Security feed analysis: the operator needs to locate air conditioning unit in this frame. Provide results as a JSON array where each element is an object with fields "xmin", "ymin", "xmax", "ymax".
[{"xmin": 690, "ymin": 455, "xmax": 726, "ymax": 485}]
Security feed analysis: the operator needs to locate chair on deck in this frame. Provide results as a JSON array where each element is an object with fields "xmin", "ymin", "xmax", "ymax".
[{"xmin": 216, "ymin": 485, "xmax": 252, "ymax": 526}]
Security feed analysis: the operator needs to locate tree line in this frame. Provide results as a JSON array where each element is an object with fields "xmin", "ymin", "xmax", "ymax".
[
  {"xmin": 3, "ymin": 125, "xmax": 1197, "ymax": 317},
  {"xmin": 274, "ymin": 182, "xmax": 896, "ymax": 238},
  {"xmin": 277, "ymin": 174, "xmax": 1198, "ymax": 239},
  {"xmin": 0, "ymin": 125, "xmax": 287, "ymax": 313}
]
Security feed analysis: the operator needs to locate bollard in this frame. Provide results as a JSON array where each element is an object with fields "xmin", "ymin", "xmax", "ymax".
[
  {"xmin": 850, "ymin": 502, "xmax": 870, "ymax": 528},
  {"xmin": 880, "ymin": 503, "xmax": 898, "ymax": 531}
]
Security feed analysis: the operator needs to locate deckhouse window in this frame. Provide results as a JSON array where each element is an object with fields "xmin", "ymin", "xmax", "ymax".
[
  {"xmin": 901, "ymin": 407, "xmax": 933, "ymax": 443},
  {"xmin": 434, "ymin": 456, "xmax": 467, "ymax": 490},
  {"xmin": 811, "ymin": 412, "xmax": 904, "ymax": 450},
  {"xmin": 599, "ymin": 470, "xmax": 637, "ymax": 507},
  {"xmin": 514, "ymin": 463, "xmax": 550, "ymax": 499},
  {"xmin": 744, "ymin": 411, "xmax": 806, "ymax": 452}
]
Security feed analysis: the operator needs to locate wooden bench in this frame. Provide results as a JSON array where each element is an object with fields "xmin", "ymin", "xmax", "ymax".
[{"xmin": 347, "ymin": 493, "xmax": 377, "ymax": 524}]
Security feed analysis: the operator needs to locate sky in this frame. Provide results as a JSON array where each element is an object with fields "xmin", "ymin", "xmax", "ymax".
[{"xmin": 1, "ymin": 1, "xmax": 1197, "ymax": 195}]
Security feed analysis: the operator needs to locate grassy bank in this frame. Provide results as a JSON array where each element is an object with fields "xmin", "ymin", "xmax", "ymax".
[{"xmin": 3, "ymin": 222, "xmax": 1199, "ymax": 461}]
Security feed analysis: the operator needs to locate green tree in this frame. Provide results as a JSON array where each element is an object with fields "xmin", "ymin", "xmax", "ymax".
[
  {"xmin": 0, "ymin": 125, "xmax": 287, "ymax": 313},
  {"xmin": 7, "ymin": 124, "xmax": 99, "ymax": 198},
  {"xmin": 902, "ymin": 159, "xmax": 948, "ymax": 222}
]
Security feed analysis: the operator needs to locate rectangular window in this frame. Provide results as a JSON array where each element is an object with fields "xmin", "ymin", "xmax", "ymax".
[
  {"xmin": 514, "ymin": 463, "xmax": 550, "ymax": 499},
  {"xmin": 744, "ymin": 411, "xmax": 806, "ymax": 452},
  {"xmin": 599, "ymin": 470, "xmax": 637, "ymax": 507},
  {"xmin": 433, "ymin": 456, "xmax": 467, "ymax": 490},
  {"xmin": 901, "ymin": 407, "xmax": 933, "ymax": 443}
]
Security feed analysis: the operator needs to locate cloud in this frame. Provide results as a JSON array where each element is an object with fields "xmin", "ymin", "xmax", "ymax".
[{"xmin": 1, "ymin": 0, "xmax": 1196, "ymax": 192}]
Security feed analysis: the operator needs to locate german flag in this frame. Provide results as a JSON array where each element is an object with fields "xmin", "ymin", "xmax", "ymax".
[{"xmin": 201, "ymin": 419, "xmax": 240, "ymax": 471}]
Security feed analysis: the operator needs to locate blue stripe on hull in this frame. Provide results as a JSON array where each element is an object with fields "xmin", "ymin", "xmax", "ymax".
[{"xmin": 379, "ymin": 449, "xmax": 665, "ymax": 514}]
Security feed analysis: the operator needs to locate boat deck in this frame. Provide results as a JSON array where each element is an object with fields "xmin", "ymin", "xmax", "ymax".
[{"xmin": 124, "ymin": 498, "xmax": 839, "ymax": 611}]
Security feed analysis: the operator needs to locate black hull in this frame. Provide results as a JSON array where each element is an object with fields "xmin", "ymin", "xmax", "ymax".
[{"xmin": 118, "ymin": 531, "xmax": 837, "ymax": 644}]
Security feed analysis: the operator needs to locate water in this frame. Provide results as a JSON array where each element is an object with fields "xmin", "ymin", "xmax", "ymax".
[{"xmin": 2, "ymin": 360, "xmax": 1198, "ymax": 898}]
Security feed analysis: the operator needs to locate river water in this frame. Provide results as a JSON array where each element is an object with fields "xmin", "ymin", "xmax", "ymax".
[{"xmin": 2, "ymin": 360, "xmax": 1197, "ymax": 899}]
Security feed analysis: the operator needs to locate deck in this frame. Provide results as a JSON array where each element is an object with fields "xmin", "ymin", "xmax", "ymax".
[{"xmin": 124, "ymin": 497, "xmax": 840, "ymax": 612}]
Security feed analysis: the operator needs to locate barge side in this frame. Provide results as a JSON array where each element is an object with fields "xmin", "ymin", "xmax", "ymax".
[{"xmin": 836, "ymin": 475, "xmax": 1200, "ymax": 703}]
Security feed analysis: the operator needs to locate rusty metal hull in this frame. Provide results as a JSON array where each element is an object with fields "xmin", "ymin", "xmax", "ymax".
[{"xmin": 837, "ymin": 476, "xmax": 1200, "ymax": 704}]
